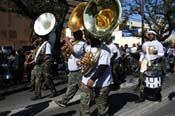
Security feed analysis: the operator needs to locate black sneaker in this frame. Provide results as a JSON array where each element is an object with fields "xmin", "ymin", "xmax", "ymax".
[{"xmin": 55, "ymin": 100, "xmax": 67, "ymax": 107}]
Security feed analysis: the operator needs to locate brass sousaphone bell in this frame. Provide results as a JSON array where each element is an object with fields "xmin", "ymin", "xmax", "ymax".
[
  {"xmin": 68, "ymin": 0, "xmax": 122, "ymax": 40},
  {"xmin": 68, "ymin": 0, "xmax": 122, "ymax": 75},
  {"xmin": 83, "ymin": 0, "xmax": 122, "ymax": 40},
  {"xmin": 68, "ymin": 3, "xmax": 87, "ymax": 32},
  {"xmin": 33, "ymin": 12, "xmax": 56, "ymax": 62}
]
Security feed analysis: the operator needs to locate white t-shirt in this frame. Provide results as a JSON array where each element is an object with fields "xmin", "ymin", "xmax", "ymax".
[
  {"xmin": 130, "ymin": 47, "xmax": 137, "ymax": 53},
  {"xmin": 34, "ymin": 41, "xmax": 52, "ymax": 62},
  {"xmin": 68, "ymin": 41, "xmax": 87, "ymax": 71},
  {"xmin": 45, "ymin": 42, "xmax": 52, "ymax": 55},
  {"xmin": 139, "ymin": 40, "xmax": 164, "ymax": 62},
  {"xmin": 106, "ymin": 43, "xmax": 117, "ymax": 58},
  {"xmin": 125, "ymin": 48, "xmax": 131, "ymax": 56},
  {"xmin": 81, "ymin": 44, "xmax": 113, "ymax": 87}
]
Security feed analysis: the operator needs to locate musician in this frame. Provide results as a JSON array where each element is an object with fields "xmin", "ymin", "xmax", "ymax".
[
  {"xmin": 30, "ymin": 34, "xmax": 57, "ymax": 100},
  {"xmin": 168, "ymin": 44, "xmax": 175, "ymax": 101},
  {"xmin": 55, "ymin": 29, "xmax": 87, "ymax": 107},
  {"xmin": 79, "ymin": 31, "xmax": 113, "ymax": 116},
  {"xmin": 105, "ymin": 36, "xmax": 121, "ymax": 88},
  {"xmin": 105, "ymin": 36, "xmax": 119, "ymax": 61},
  {"xmin": 167, "ymin": 44, "xmax": 175, "ymax": 73},
  {"xmin": 24, "ymin": 38, "xmax": 43, "ymax": 91},
  {"xmin": 135, "ymin": 30, "xmax": 164, "ymax": 103}
]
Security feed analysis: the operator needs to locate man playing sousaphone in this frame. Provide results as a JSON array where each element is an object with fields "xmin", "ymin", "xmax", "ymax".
[
  {"xmin": 78, "ymin": 30, "xmax": 113, "ymax": 116},
  {"xmin": 136, "ymin": 30, "xmax": 164, "ymax": 103},
  {"xmin": 30, "ymin": 12, "xmax": 57, "ymax": 100}
]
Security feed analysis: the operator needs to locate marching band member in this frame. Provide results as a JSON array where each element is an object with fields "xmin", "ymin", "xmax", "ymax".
[
  {"xmin": 105, "ymin": 36, "xmax": 121, "ymax": 89},
  {"xmin": 31, "ymin": 13, "xmax": 57, "ymax": 100},
  {"xmin": 136, "ymin": 30, "xmax": 164, "ymax": 103},
  {"xmin": 55, "ymin": 29, "xmax": 87, "ymax": 107},
  {"xmin": 31, "ymin": 35, "xmax": 57, "ymax": 100},
  {"xmin": 24, "ymin": 38, "xmax": 43, "ymax": 92},
  {"xmin": 78, "ymin": 31, "xmax": 113, "ymax": 116}
]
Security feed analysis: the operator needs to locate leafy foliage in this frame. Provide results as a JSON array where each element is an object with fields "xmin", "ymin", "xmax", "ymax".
[
  {"xmin": 121, "ymin": 0, "xmax": 175, "ymax": 41},
  {"xmin": 0, "ymin": 0, "xmax": 69, "ymax": 21}
]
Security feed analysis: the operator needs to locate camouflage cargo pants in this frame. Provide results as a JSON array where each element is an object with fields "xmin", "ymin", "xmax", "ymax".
[
  {"xmin": 80, "ymin": 83, "xmax": 110, "ymax": 116},
  {"xmin": 61, "ymin": 70, "xmax": 82, "ymax": 104},
  {"xmin": 32, "ymin": 64, "xmax": 43, "ymax": 97},
  {"xmin": 41, "ymin": 61, "xmax": 56, "ymax": 96},
  {"xmin": 32, "ymin": 61, "xmax": 56, "ymax": 97}
]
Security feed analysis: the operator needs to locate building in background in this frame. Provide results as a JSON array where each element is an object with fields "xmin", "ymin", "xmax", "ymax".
[
  {"xmin": 0, "ymin": 11, "xmax": 32, "ymax": 50},
  {"xmin": 0, "ymin": 0, "xmax": 174, "ymax": 50}
]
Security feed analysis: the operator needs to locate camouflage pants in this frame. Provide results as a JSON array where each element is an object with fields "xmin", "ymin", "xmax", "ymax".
[
  {"xmin": 32, "ymin": 61, "xmax": 56, "ymax": 97},
  {"xmin": 80, "ymin": 83, "xmax": 110, "ymax": 116},
  {"xmin": 32, "ymin": 64, "xmax": 42, "ymax": 97},
  {"xmin": 61, "ymin": 70, "xmax": 82, "ymax": 103}
]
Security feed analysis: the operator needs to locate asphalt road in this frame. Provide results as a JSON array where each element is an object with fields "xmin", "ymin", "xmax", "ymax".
[{"xmin": 0, "ymin": 73, "xmax": 175, "ymax": 116}]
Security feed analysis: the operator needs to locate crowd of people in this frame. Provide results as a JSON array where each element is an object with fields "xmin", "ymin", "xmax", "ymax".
[
  {"xmin": 0, "ymin": 28, "xmax": 175, "ymax": 115},
  {"xmin": 54, "ymin": 28, "xmax": 174, "ymax": 116}
]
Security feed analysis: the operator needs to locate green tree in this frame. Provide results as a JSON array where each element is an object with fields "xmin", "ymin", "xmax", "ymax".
[
  {"xmin": 0, "ymin": 0, "xmax": 68, "ymax": 20},
  {"xmin": 121, "ymin": 0, "xmax": 175, "ymax": 41}
]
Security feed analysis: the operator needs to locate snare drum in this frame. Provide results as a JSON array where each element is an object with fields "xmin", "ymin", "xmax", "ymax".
[{"xmin": 145, "ymin": 76, "xmax": 161, "ymax": 88}]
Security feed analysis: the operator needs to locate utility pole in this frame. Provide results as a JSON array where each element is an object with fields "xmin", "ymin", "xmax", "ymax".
[{"xmin": 141, "ymin": 0, "xmax": 144, "ymax": 44}]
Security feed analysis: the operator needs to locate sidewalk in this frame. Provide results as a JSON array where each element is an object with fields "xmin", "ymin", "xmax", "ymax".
[{"xmin": 0, "ymin": 74, "xmax": 68, "ymax": 96}]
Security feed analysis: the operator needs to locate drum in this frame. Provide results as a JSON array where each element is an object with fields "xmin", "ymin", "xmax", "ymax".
[
  {"xmin": 145, "ymin": 76, "xmax": 161, "ymax": 88},
  {"xmin": 144, "ymin": 69, "xmax": 162, "ymax": 101},
  {"xmin": 144, "ymin": 69, "xmax": 161, "ymax": 88}
]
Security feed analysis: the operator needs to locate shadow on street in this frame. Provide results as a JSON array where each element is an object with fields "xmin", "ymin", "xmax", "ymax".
[
  {"xmin": 108, "ymin": 92, "xmax": 138, "ymax": 116},
  {"xmin": 91, "ymin": 92, "xmax": 138, "ymax": 116},
  {"xmin": 9, "ymin": 100, "xmax": 51, "ymax": 116},
  {"xmin": 168, "ymin": 91, "xmax": 175, "ymax": 101},
  {"xmin": 0, "ymin": 111, "xmax": 11, "ymax": 116}
]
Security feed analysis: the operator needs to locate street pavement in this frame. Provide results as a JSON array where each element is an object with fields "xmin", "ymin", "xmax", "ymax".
[{"xmin": 0, "ymin": 73, "xmax": 175, "ymax": 116}]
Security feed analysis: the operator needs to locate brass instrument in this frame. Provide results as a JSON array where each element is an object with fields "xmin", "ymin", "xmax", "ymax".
[
  {"xmin": 33, "ymin": 12, "xmax": 56, "ymax": 62},
  {"xmin": 80, "ymin": 52, "xmax": 94, "ymax": 74},
  {"xmin": 68, "ymin": 0, "xmax": 122, "ymax": 75},
  {"xmin": 61, "ymin": 3, "xmax": 86, "ymax": 61},
  {"xmin": 25, "ymin": 38, "xmax": 43, "ymax": 63},
  {"xmin": 80, "ymin": 47, "xmax": 102, "ymax": 75},
  {"xmin": 68, "ymin": 3, "xmax": 87, "ymax": 32},
  {"xmin": 61, "ymin": 39, "xmax": 80, "ymax": 61},
  {"xmin": 83, "ymin": 0, "xmax": 122, "ymax": 40}
]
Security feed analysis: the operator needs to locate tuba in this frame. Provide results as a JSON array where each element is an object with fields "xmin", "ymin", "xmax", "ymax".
[
  {"xmin": 33, "ymin": 12, "xmax": 56, "ymax": 63},
  {"xmin": 83, "ymin": 0, "xmax": 122, "ymax": 40},
  {"xmin": 68, "ymin": 0, "xmax": 122, "ymax": 75},
  {"xmin": 61, "ymin": 3, "xmax": 87, "ymax": 61}
]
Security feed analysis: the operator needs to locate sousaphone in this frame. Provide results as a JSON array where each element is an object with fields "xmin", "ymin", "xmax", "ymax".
[
  {"xmin": 68, "ymin": 0, "xmax": 122, "ymax": 75},
  {"xmin": 33, "ymin": 12, "xmax": 56, "ymax": 62},
  {"xmin": 83, "ymin": 0, "xmax": 122, "ymax": 40},
  {"xmin": 69, "ymin": 0, "xmax": 122, "ymax": 39}
]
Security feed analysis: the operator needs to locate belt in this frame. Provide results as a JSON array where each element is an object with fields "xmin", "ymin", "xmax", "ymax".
[{"xmin": 69, "ymin": 69, "xmax": 81, "ymax": 73}]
